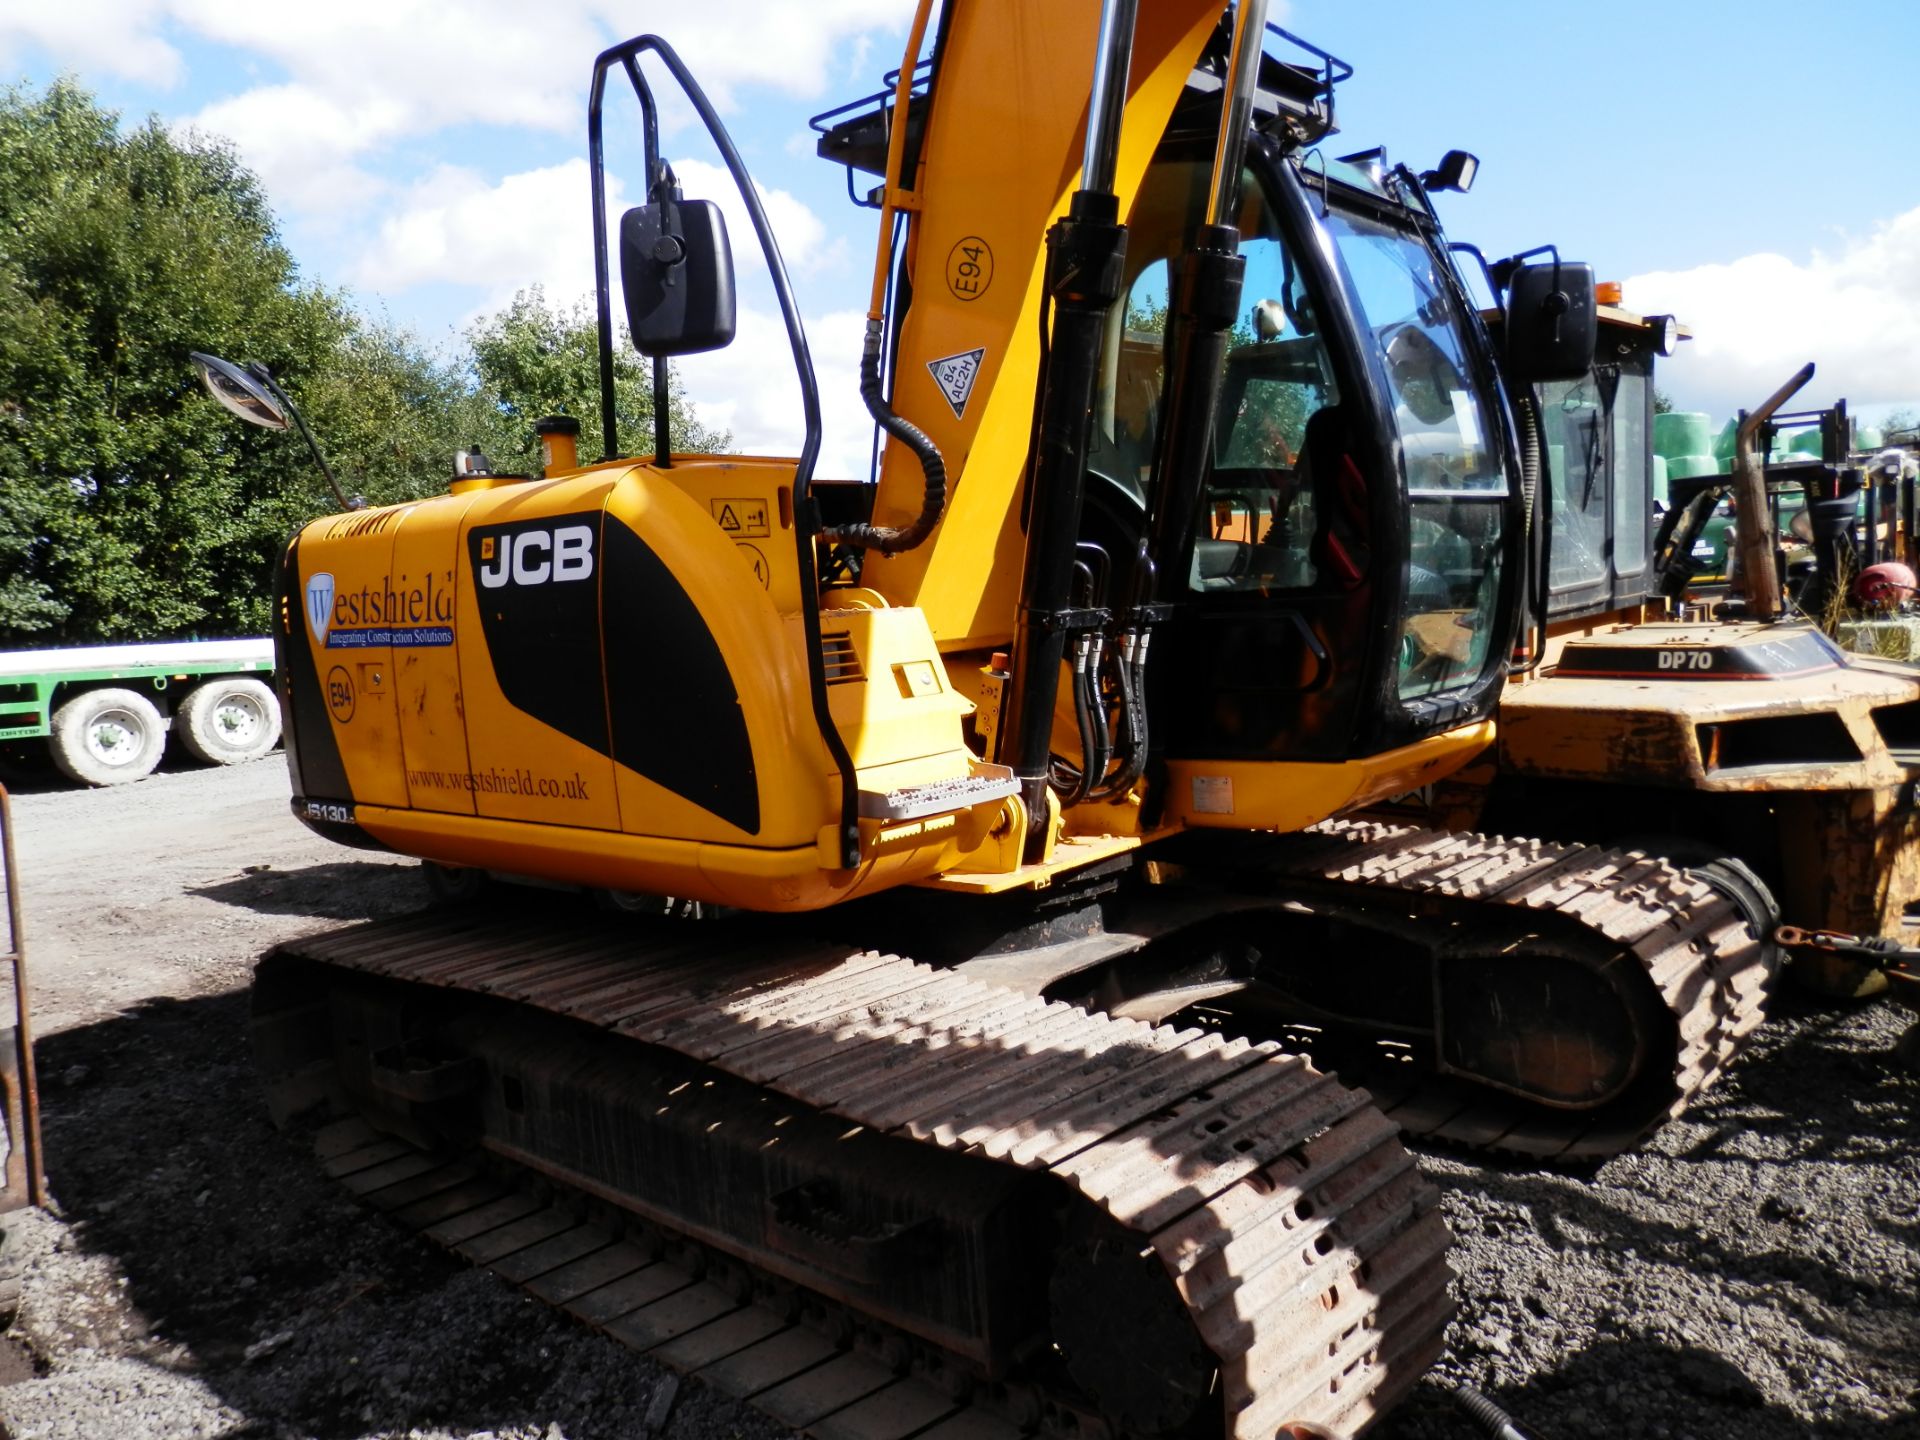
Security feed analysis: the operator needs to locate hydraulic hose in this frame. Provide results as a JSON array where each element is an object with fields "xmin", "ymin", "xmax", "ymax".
[
  {"xmin": 818, "ymin": 0, "xmax": 948, "ymax": 558},
  {"xmin": 818, "ymin": 320, "xmax": 949, "ymax": 554},
  {"xmin": 1513, "ymin": 392, "xmax": 1547, "ymax": 674},
  {"xmin": 1451, "ymin": 1382, "xmax": 1535, "ymax": 1440},
  {"xmin": 1089, "ymin": 633, "xmax": 1148, "ymax": 801}
]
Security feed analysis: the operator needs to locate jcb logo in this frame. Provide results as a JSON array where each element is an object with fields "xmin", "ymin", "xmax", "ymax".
[{"xmin": 479, "ymin": 524, "xmax": 595, "ymax": 589}]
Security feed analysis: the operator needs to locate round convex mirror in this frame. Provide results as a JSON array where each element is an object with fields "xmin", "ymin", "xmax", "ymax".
[{"xmin": 189, "ymin": 352, "xmax": 289, "ymax": 430}]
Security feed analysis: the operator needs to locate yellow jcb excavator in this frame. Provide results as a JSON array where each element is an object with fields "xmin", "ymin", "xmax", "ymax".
[{"xmin": 197, "ymin": 4, "xmax": 1770, "ymax": 1436}]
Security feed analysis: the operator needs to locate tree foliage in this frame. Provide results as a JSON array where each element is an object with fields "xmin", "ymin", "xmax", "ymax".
[
  {"xmin": 0, "ymin": 79, "xmax": 347, "ymax": 639},
  {"xmin": 0, "ymin": 82, "xmax": 730, "ymax": 645},
  {"xmin": 464, "ymin": 288, "xmax": 726, "ymax": 471}
]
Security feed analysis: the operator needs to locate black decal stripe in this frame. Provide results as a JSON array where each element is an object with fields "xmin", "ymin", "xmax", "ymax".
[
  {"xmin": 1556, "ymin": 627, "xmax": 1847, "ymax": 681},
  {"xmin": 277, "ymin": 531, "xmax": 353, "ymax": 801},
  {"xmin": 602, "ymin": 517, "xmax": 759, "ymax": 834},
  {"xmin": 468, "ymin": 510, "xmax": 611, "ymax": 754}
]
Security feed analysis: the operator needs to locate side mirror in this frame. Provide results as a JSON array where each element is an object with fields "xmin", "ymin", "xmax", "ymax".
[
  {"xmin": 188, "ymin": 350, "xmax": 359, "ymax": 511},
  {"xmin": 190, "ymin": 351, "xmax": 290, "ymax": 430},
  {"xmin": 1420, "ymin": 150, "xmax": 1479, "ymax": 194},
  {"xmin": 620, "ymin": 197, "xmax": 736, "ymax": 357},
  {"xmin": 1503, "ymin": 261, "xmax": 1596, "ymax": 383}
]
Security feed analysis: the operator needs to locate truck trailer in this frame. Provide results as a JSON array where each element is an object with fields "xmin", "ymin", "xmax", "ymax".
[{"xmin": 0, "ymin": 638, "xmax": 279, "ymax": 786}]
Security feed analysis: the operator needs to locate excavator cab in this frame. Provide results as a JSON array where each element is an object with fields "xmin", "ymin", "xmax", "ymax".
[
  {"xmin": 821, "ymin": 30, "xmax": 1591, "ymax": 841},
  {"xmin": 1066, "ymin": 141, "xmax": 1530, "ymax": 827}
]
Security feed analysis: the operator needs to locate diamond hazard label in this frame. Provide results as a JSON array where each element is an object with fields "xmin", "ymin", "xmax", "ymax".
[{"xmin": 926, "ymin": 347, "xmax": 986, "ymax": 420}]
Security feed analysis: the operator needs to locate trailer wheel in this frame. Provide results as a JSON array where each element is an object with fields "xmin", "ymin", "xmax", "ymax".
[
  {"xmin": 49, "ymin": 687, "xmax": 167, "ymax": 786},
  {"xmin": 177, "ymin": 677, "xmax": 281, "ymax": 765}
]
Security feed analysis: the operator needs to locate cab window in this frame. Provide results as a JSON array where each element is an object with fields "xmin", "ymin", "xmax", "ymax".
[
  {"xmin": 1322, "ymin": 207, "xmax": 1506, "ymax": 700},
  {"xmin": 1103, "ymin": 157, "xmax": 1341, "ymax": 595}
]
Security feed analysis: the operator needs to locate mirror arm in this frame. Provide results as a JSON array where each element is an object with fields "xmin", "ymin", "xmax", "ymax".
[
  {"xmin": 623, "ymin": 55, "xmax": 663, "ymax": 196},
  {"xmin": 1391, "ymin": 162, "xmax": 1439, "ymax": 221},
  {"xmin": 1488, "ymin": 243, "xmax": 1559, "ymax": 296},
  {"xmin": 248, "ymin": 364, "xmax": 358, "ymax": 512},
  {"xmin": 622, "ymin": 55, "xmax": 676, "ymax": 471}
]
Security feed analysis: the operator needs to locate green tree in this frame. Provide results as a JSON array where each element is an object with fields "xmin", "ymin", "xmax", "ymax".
[
  {"xmin": 464, "ymin": 287, "xmax": 727, "ymax": 472},
  {"xmin": 294, "ymin": 319, "xmax": 492, "ymax": 512},
  {"xmin": 0, "ymin": 78, "xmax": 346, "ymax": 640}
]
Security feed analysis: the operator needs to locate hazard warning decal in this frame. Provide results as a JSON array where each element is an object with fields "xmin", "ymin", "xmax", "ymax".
[{"xmin": 926, "ymin": 347, "xmax": 986, "ymax": 420}]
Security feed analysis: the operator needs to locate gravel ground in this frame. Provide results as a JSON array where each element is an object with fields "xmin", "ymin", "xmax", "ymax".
[{"xmin": 0, "ymin": 754, "xmax": 1914, "ymax": 1440}]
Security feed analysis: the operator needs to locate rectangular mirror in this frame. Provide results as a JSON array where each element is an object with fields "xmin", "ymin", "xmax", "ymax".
[
  {"xmin": 620, "ymin": 198, "xmax": 737, "ymax": 356},
  {"xmin": 1504, "ymin": 261, "xmax": 1597, "ymax": 383}
]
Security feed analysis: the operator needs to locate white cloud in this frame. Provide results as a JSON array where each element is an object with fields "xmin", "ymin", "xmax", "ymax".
[
  {"xmin": 28, "ymin": 2, "xmax": 904, "ymax": 220},
  {"xmin": 1628, "ymin": 205, "xmax": 1920, "ymax": 418},
  {"xmin": 669, "ymin": 159, "xmax": 833, "ymax": 275},
  {"xmin": 614, "ymin": 2, "xmax": 904, "ymax": 109},
  {"xmin": 177, "ymin": 84, "xmax": 409, "ymax": 214},
  {"xmin": 351, "ymin": 160, "xmax": 615, "ymax": 311},
  {"xmin": 352, "ymin": 151, "xmax": 837, "ymax": 303},
  {"xmin": 0, "ymin": 3, "xmax": 181, "ymax": 87},
  {"xmin": 348, "ymin": 158, "xmax": 875, "ymax": 476},
  {"xmin": 676, "ymin": 305, "xmax": 876, "ymax": 479}
]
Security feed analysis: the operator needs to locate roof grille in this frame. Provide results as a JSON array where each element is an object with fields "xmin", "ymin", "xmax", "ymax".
[{"xmin": 821, "ymin": 632, "xmax": 862, "ymax": 684}]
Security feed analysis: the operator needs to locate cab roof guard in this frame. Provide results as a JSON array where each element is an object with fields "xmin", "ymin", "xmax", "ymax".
[{"xmin": 809, "ymin": 18, "xmax": 1349, "ymax": 206}]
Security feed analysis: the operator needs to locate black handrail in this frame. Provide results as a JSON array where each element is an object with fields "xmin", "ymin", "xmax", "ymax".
[
  {"xmin": 1262, "ymin": 22, "xmax": 1353, "ymax": 86},
  {"xmin": 805, "ymin": 57, "xmax": 933, "ymax": 134},
  {"xmin": 587, "ymin": 36, "xmax": 861, "ymax": 868}
]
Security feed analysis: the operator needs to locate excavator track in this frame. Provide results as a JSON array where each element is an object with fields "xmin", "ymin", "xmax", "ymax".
[
  {"xmin": 257, "ymin": 912, "xmax": 1454, "ymax": 1440},
  {"xmin": 1193, "ymin": 819, "xmax": 1773, "ymax": 1162}
]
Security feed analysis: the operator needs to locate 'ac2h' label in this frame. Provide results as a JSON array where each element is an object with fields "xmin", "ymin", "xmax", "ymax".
[{"xmin": 479, "ymin": 524, "xmax": 595, "ymax": 588}]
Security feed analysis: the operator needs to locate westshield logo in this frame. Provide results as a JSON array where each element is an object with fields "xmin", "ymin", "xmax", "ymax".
[{"xmin": 305, "ymin": 572, "xmax": 335, "ymax": 639}]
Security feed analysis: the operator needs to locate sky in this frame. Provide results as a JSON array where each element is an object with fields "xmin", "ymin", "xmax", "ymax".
[{"xmin": 4, "ymin": 0, "xmax": 1917, "ymax": 477}]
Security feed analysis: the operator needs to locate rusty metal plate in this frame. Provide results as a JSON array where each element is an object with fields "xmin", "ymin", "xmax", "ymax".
[
  {"xmin": 808, "ymin": 1378, "xmax": 959, "ymax": 1440},
  {"xmin": 605, "ymin": 1281, "xmax": 739, "ymax": 1350},
  {"xmin": 524, "ymin": 1242, "xmax": 653, "ymax": 1306},
  {"xmin": 698, "ymin": 1326, "xmax": 841, "ymax": 1398},
  {"xmin": 650, "ymin": 1307, "xmax": 787, "ymax": 1371},
  {"xmin": 565, "ymin": 1263, "xmax": 693, "ymax": 1326},
  {"xmin": 752, "ymin": 1350, "xmax": 899, "ymax": 1429}
]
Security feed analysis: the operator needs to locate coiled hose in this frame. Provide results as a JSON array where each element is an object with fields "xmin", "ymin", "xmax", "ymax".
[{"xmin": 818, "ymin": 319, "xmax": 948, "ymax": 555}]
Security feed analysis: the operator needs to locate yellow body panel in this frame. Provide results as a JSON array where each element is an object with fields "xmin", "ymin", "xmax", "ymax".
[
  {"xmin": 456, "ymin": 474, "xmax": 625, "ymax": 830},
  {"xmin": 299, "ymin": 504, "xmax": 419, "ymax": 811},
  {"xmin": 290, "ymin": 460, "xmax": 998, "ymax": 908},
  {"xmin": 352, "ymin": 801, "xmax": 997, "ymax": 914},
  {"xmin": 1163, "ymin": 723, "xmax": 1499, "ymax": 831},
  {"xmin": 388, "ymin": 504, "xmax": 475, "ymax": 816}
]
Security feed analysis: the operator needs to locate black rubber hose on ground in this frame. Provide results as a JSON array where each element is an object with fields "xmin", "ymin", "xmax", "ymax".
[
  {"xmin": 1452, "ymin": 1382, "xmax": 1535, "ymax": 1440},
  {"xmin": 818, "ymin": 320, "xmax": 948, "ymax": 555}
]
